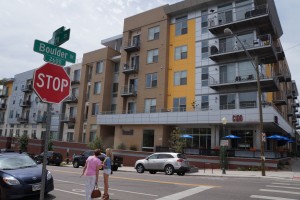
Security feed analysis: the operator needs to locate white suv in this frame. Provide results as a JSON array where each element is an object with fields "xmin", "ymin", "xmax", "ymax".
[{"xmin": 134, "ymin": 152, "xmax": 190, "ymax": 176}]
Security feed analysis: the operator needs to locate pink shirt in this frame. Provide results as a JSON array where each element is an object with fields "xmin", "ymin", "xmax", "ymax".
[{"xmin": 85, "ymin": 156, "xmax": 101, "ymax": 176}]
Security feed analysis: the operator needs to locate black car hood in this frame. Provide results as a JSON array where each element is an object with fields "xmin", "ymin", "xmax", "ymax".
[{"xmin": 3, "ymin": 165, "xmax": 43, "ymax": 183}]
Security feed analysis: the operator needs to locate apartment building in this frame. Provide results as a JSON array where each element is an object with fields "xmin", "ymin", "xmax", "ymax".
[
  {"xmin": 89, "ymin": 0, "xmax": 299, "ymax": 155},
  {"xmin": 0, "ymin": 78, "xmax": 14, "ymax": 136}
]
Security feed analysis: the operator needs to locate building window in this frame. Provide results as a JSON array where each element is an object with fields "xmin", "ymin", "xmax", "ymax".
[
  {"xmin": 173, "ymin": 97, "xmax": 186, "ymax": 112},
  {"xmin": 220, "ymin": 64, "xmax": 236, "ymax": 84},
  {"xmin": 128, "ymin": 102, "xmax": 136, "ymax": 114},
  {"xmin": 201, "ymin": 95, "xmax": 209, "ymax": 110},
  {"xmin": 74, "ymin": 69, "xmax": 81, "ymax": 81},
  {"xmin": 111, "ymin": 104, "xmax": 116, "ymax": 114},
  {"xmin": 175, "ymin": 45, "xmax": 187, "ymax": 60},
  {"xmin": 92, "ymin": 103, "xmax": 99, "ymax": 115},
  {"xmin": 114, "ymin": 63, "xmax": 119, "ymax": 73},
  {"xmin": 201, "ymin": 67, "xmax": 209, "ymax": 86},
  {"xmin": 67, "ymin": 132, "xmax": 74, "ymax": 142},
  {"xmin": 148, "ymin": 26, "xmax": 160, "ymax": 40},
  {"xmin": 94, "ymin": 82, "xmax": 101, "ymax": 94},
  {"xmin": 174, "ymin": 71, "xmax": 187, "ymax": 86},
  {"xmin": 220, "ymin": 94, "xmax": 236, "ymax": 110},
  {"xmin": 142, "ymin": 130, "xmax": 154, "ymax": 152},
  {"xmin": 16, "ymin": 129, "xmax": 20, "ymax": 137},
  {"xmin": 89, "ymin": 131, "xmax": 96, "ymax": 142},
  {"xmin": 145, "ymin": 99, "xmax": 156, "ymax": 113},
  {"xmin": 96, "ymin": 61, "xmax": 104, "ymax": 73},
  {"xmin": 175, "ymin": 15, "xmax": 188, "ymax": 36},
  {"xmin": 112, "ymin": 83, "xmax": 118, "ymax": 97},
  {"xmin": 201, "ymin": 40, "xmax": 209, "ymax": 59},
  {"xmin": 9, "ymin": 110, "xmax": 13, "ymax": 118},
  {"xmin": 239, "ymin": 92, "xmax": 257, "ymax": 108},
  {"xmin": 201, "ymin": 10, "xmax": 208, "ymax": 34},
  {"xmin": 147, "ymin": 49, "xmax": 159, "ymax": 64},
  {"xmin": 146, "ymin": 73, "xmax": 157, "ymax": 88}
]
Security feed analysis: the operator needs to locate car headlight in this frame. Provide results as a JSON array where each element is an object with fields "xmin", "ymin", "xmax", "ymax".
[
  {"xmin": 3, "ymin": 176, "xmax": 20, "ymax": 185},
  {"xmin": 47, "ymin": 171, "xmax": 52, "ymax": 180}
]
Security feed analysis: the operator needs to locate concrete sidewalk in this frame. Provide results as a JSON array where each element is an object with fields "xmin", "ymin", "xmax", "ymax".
[{"xmin": 117, "ymin": 157, "xmax": 300, "ymax": 181}]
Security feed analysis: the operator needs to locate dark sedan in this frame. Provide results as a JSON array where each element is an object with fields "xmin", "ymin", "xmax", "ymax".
[
  {"xmin": 0, "ymin": 152, "xmax": 54, "ymax": 199},
  {"xmin": 34, "ymin": 151, "xmax": 63, "ymax": 166}
]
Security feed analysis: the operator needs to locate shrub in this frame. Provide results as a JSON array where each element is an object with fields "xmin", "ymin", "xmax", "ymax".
[
  {"xmin": 129, "ymin": 144, "xmax": 137, "ymax": 151},
  {"xmin": 117, "ymin": 143, "xmax": 126, "ymax": 150}
]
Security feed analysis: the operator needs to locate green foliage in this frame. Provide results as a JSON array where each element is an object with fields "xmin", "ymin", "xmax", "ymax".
[
  {"xmin": 169, "ymin": 127, "xmax": 186, "ymax": 153},
  {"xmin": 117, "ymin": 142, "xmax": 126, "ymax": 150},
  {"xmin": 87, "ymin": 136, "xmax": 103, "ymax": 150},
  {"xmin": 48, "ymin": 138, "xmax": 53, "ymax": 151},
  {"xmin": 129, "ymin": 144, "xmax": 137, "ymax": 151},
  {"xmin": 18, "ymin": 133, "xmax": 29, "ymax": 152}
]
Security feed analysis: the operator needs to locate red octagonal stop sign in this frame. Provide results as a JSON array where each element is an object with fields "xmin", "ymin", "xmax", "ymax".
[{"xmin": 33, "ymin": 63, "xmax": 70, "ymax": 104}]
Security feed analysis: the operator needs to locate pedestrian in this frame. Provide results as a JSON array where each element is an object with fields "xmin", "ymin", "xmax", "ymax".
[
  {"xmin": 102, "ymin": 148, "xmax": 112, "ymax": 200},
  {"xmin": 80, "ymin": 149, "xmax": 102, "ymax": 200}
]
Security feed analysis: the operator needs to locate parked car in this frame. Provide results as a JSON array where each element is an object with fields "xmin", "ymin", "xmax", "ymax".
[
  {"xmin": 0, "ymin": 152, "xmax": 54, "ymax": 199},
  {"xmin": 34, "ymin": 151, "xmax": 63, "ymax": 166},
  {"xmin": 72, "ymin": 150, "xmax": 123, "ymax": 171},
  {"xmin": 134, "ymin": 152, "xmax": 190, "ymax": 176}
]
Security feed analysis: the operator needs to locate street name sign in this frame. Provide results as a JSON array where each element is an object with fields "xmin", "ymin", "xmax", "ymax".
[
  {"xmin": 33, "ymin": 63, "xmax": 70, "ymax": 104},
  {"xmin": 33, "ymin": 39, "xmax": 76, "ymax": 64},
  {"xmin": 48, "ymin": 26, "xmax": 70, "ymax": 46},
  {"xmin": 44, "ymin": 55, "xmax": 66, "ymax": 66}
]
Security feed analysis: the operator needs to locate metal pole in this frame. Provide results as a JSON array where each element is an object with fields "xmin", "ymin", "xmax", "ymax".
[
  {"xmin": 39, "ymin": 103, "xmax": 52, "ymax": 199},
  {"xmin": 222, "ymin": 124, "xmax": 226, "ymax": 174}
]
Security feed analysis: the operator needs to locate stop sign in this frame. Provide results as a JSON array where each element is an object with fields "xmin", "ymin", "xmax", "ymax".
[{"xmin": 33, "ymin": 63, "xmax": 70, "ymax": 104}]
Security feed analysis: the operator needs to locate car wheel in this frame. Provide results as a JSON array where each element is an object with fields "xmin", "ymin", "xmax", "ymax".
[
  {"xmin": 73, "ymin": 161, "xmax": 79, "ymax": 168},
  {"xmin": 165, "ymin": 165, "xmax": 174, "ymax": 175},
  {"xmin": 149, "ymin": 171, "xmax": 157, "ymax": 174},
  {"xmin": 177, "ymin": 171, "xmax": 185, "ymax": 176},
  {"xmin": 136, "ymin": 164, "xmax": 145, "ymax": 173}
]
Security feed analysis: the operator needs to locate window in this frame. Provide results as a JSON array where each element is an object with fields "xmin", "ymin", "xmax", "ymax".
[
  {"xmin": 142, "ymin": 130, "xmax": 154, "ymax": 152},
  {"xmin": 220, "ymin": 64, "xmax": 235, "ymax": 84},
  {"xmin": 89, "ymin": 131, "xmax": 96, "ymax": 142},
  {"xmin": 145, "ymin": 99, "xmax": 156, "ymax": 113},
  {"xmin": 96, "ymin": 61, "xmax": 104, "ymax": 73},
  {"xmin": 218, "ymin": 3, "xmax": 233, "ymax": 25},
  {"xmin": 201, "ymin": 10, "xmax": 208, "ymax": 34},
  {"xmin": 67, "ymin": 132, "xmax": 74, "ymax": 142},
  {"xmin": 173, "ymin": 97, "xmax": 186, "ymax": 112},
  {"xmin": 114, "ymin": 63, "xmax": 119, "ymax": 73},
  {"xmin": 9, "ymin": 110, "xmax": 13, "ymax": 118},
  {"xmin": 94, "ymin": 82, "xmax": 101, "ymax": 94},
  {"xmin": 147, "ymin": 49, "xmax": 159, "ymax": 63},
  {"xmin": 74, "ymin": 69, "xmax": 80, "ymax": 81},
  {"xmin": 16, "ymin": 129, "xmax": 20, "ymax": 137},
  {"xmin": 220, "ymin": 94, "xmax": 236, "ymax": 110},
  {"xmin": 175, "ymin": 16, "xmax": 188, "ymax": 36},
  {"xmin": 201, "ymin": 95, "xmax": 209, "ymax": 110},
  {"xmin": 92, "ymin": 103, "xmax": 99, "ymax": 115},
  {"xmin": 239, "ymin": 92, "xmax": 257, "ymax": 108},
  {"xmin": 111, "ymin": 104, "xmax": 116, "ymax": 114},
  {"xmin": 148, "ymin": 26, "xmax": 160, "ymax": 40},
  {"xmin": 146, "ymin": 73, "xmax": 157, "ymax": 88},
  {"xmin": 128, "ymin": 102, "xmax": 136, "ymax": 114},
  {"xmin": 201, "ymin": 67, "xmax": 209, "ymax": 86},
  {"xmin": 174, "ymin": 71, "xmax": 187, "ymax": 86},
  {"xmin": 175, "ymin": 45, "xmax": 187, "ymax": 60},
  {"xmin": 112, "ymin": 83, "xmax": 118, "ymax": 97},
  {"xmin": 201, "ymin": 40, "xmax": 209, "ymax": 59}
]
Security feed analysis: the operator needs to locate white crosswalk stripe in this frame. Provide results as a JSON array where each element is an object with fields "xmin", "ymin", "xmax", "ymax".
[
  {"xmin": 155, "ymin": 186, "xmax": 213, "ymax": 200},
  {"xmin": 266, "ymin": 185, "xmax": 300, "ymax": 190},
  {"xmin": 250, "ymin": 195, "xmax": 298, "ymax": 200}
]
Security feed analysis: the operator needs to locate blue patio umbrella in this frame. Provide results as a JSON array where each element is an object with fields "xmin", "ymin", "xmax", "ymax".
[
  {"xmin": 288, "ymin": 139, "xmax": 295, "ymax": 143},
  {"xmin": 267, "ymin": 135, "xmax": 285, "ymax": 140},
  {"xmin": 180, "ymin": 134, "xmax": 193, "ymax": 139},
  {"xmin": 224, "ymin": 134, "xmax": 241, "ymax": 139}
]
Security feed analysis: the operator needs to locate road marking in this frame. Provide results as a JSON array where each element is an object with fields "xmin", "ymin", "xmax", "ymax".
[
  {"xmin": 271, "ymin": 182, "xmax": 293, "ymax": 186},
  {"xmin": 155, "ymin": 186, "xmax": 213, "ymax": 200},
  {"xmin": 55, "ymin": 179, "xmax": 157, "ymax": 197},
  {"xmin": 266, "ymin": 185, "xmax": 300, "ymax": 190},
  {"xmin": 260, "ymin": 189, "xmax": 300, "ymax": 195},
  {"xmin": 250, "ymin": 195, "xmax": 298, "ymax": 200},
  {"xmin": 55, "ymin": 188, "xmax": 85, "ymax": 196},
  {"xmin": 72, "ymin": 189, "xmax": 85, "ymax": 193}
]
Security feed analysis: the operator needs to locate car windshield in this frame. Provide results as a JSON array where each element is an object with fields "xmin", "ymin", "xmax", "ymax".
[{"xmin": 0, "ymin": 154, "xmax": 37, "ymax": 170}]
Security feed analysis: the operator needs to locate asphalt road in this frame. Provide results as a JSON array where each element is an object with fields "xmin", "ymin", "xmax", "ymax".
[{"xmin": 21, "ymin": 166, "xmax": 300, "ymax": 200}]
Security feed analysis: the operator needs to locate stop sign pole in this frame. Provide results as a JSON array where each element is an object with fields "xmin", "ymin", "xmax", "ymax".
[{"xmin": 33, "ymin": 27, "xmax": 74, "ymax": 200}]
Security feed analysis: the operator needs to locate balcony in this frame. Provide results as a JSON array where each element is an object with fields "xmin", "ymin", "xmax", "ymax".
[
  {"xmin": 0, "ymin": 118, "xmax": 4, "ymax": 124},
  {"xmin": 208, "ymin": 4, "xmax": 280, "ymax": 38},
  {"xmin": 272, "ymin": 93, "xmax": 287, "ymax": 106},
  {"xmin": 208, "ymin": 74, "xmax": 279, "ymax": 93},
  {"xmin": 123, "ymin": 41, "xmax": 140, "ymax": 52},
  {"xmin": 17, "ymin": 117, "xmax": 28, "ymax": 123},
  {"xmin": 0, "ymin": 103, "xmax": 6, "ymax": 110},
  {"xmin": 121, "ymin": 85, "xmax": 137, "ymax": 97},
  {"xmin": 0, "ymin": 92, "xmax": 8, "ymax": 98},
  {"xmin": 122, "ymin": 64, "xmax": 138, "ymax": 74},
  {"xmin": 61, "ymin": 115, "xmax": 76, "ymax": 124},
  {"xmin": 64, "ymin": 95, "xmax": 78, "ymax": 104},
  {"xmin": 71, "ymin": 80, "xmax": 80, "ymax": 85},
  {"xmin": 20, "ymin": 101, "xmax": 31, "ymax": 107},
  {"xmin": 21, "ymin": 85, "xmax": 33, "ymax": 93},
  {"xmin": 209, "ymin": 34, "xmax": 277, "ymax": 64},
  {"xmin": 35, "ymin": 116, "xmax": 47, "ymax": 123}
]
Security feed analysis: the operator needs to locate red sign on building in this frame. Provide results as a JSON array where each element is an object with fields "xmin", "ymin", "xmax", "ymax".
[{"xmin": 33, "ymin": 63, "xmax": 70, "ymax": 104}]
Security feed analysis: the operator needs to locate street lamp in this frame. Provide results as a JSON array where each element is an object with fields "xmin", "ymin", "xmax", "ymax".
[
  {"xmin": 224, "ymin": 28, "xmax": 266, "ymax": 176},
  {"xmin": 221, "ymin": 117, "xmax": 227, "ymax": 174}
]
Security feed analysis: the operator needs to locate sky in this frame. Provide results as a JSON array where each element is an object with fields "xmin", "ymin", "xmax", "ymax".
[{"xmin": 0, "ymin": 0, "xmax": 299, "ymax": 90}]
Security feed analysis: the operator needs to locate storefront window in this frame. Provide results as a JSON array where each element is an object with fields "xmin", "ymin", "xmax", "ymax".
[{"xmin": 231, "ymin": 130, "xmax": 253, "ymax": 149}]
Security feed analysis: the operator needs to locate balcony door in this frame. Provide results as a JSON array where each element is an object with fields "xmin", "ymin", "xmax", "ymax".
[{"xmin": 220, "ymin": 64, "xmax": 235, "ymax": 84}]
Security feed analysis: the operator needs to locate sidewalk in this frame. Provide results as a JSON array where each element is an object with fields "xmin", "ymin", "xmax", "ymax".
[{"xmin": 117, "ymin": 158, "xmax": 300, "ymax": 181}]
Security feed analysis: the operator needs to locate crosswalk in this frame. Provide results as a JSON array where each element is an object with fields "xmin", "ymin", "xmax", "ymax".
[{"xmin": 250, "ymin": 180, "xmax": 300, "ymax": 200}]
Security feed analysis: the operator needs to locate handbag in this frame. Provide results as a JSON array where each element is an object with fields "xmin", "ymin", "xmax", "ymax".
[{"xmin": 91, "ymin": 185, "xmax": 101, "ymax": 198}]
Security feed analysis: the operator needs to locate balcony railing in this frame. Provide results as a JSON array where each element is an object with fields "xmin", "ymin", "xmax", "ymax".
[
  {"xmin": 64, "ymin": 95, "xmax": 78, "ymax": 104},
  {"xmin": 17, "ymin": 117, "xmax": 28, "ymax": 123},
  {"xmin": 122, "ymin": 64, "xmax": 139, "ymax": 74},
  {"xmin": 21, "ymin": 85, "xmax": 33, "ymax": 93},
  {"xmin": 35, "ymin": 115, "xmax": 47, "ymax": 123},
  {"xmin": 71, "ymin": 80, "xmax": 80, "ymax": 85},
  {"xmin": 121, "ymin": 85, "xmax": 137, "ymax": 97},
  {"xmin": 123, "ymin": 40, "xmax": 140, "ymax": 52},
  {"xmin": 61, "ymin": 115, "xmax": 76, "ymax": 123},
  {"xmin": 0, "ymin": 103, "xmax": 6, "ymax": 110},
  {"xmin": 20, "ymin": 101, "xmax": 31, "ymax": 107}
]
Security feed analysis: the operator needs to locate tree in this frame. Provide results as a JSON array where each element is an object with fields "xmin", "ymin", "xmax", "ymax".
[
  {"xmin": 48, "ymin": 138, "xmax": 53, "ymax": 151},
  {"xmin": 87, "ymin": 136, "xmax": 103, "ymax": 150},
  {"xmin": 18, "ymin": 133, "xmax": 29, "ymax": 152},
  {"xmin": 169, "ymin": 127, "xmax": 186, "ymax": 153}
]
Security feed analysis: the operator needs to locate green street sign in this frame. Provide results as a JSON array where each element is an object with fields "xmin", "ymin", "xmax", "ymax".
[
  {"xmin": 48, "ymin": 26, "xmax": 70, "ymax": 46},
  {"xmin": 33, "ymin": 39, "xmax": 76, "ymax": 63},
  {"xmin": 44, "ymin": 55, "xmax": 66, "ymax": 66}
]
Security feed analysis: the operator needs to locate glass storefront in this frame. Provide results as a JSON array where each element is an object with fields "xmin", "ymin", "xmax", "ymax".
[{"xmin": 181, "ymin": 128, "xmax": 211, "ymax": 149}]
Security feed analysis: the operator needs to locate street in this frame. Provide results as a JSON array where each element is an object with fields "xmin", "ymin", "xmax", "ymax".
[{"xmin": 20, "ymin": 165, "xmax": 300, "ymax": 200}]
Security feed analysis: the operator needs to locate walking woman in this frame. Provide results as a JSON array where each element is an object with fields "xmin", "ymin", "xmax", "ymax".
[
  {"xmin": 81, "ymin": 149, "xmax": 102, "ymax": 200},
  {"xmin": 102, "ymin": 148, "xmax": 112, "ymax": 200}
]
